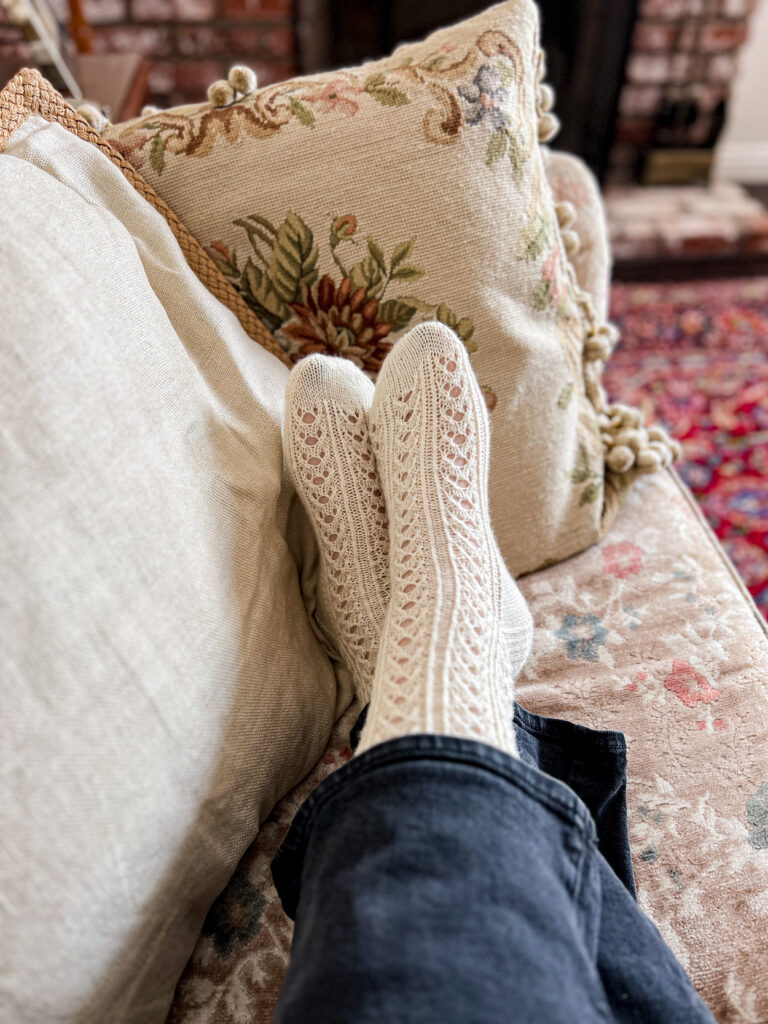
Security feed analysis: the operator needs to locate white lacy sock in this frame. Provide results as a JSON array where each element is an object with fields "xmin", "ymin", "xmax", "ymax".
[
  {"xmin": 284, "ymin": 355, "xmax": 389, "ymax": 703},
  {"xmin": 357, "ymin": 322, "xmax": 533, "ymax": 757}
]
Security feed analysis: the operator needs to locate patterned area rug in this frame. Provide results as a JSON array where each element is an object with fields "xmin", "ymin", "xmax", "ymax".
[{"xmin": 605, "ymin": 276, "xmax": 768, "ymax": 620}]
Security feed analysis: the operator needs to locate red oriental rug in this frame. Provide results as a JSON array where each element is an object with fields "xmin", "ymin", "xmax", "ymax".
[{"xmin": 604, "ymin": 276, "xmax": 768, "ymax": 621}]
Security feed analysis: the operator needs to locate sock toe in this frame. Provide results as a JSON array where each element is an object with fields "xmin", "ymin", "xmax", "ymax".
[
  {"xmin": 286, "ymin": 353, "xmax": 375, "ymax": 421},
  {"xmin": 371, "ymin": 321, "xmax": 471, "ymax": 425}
]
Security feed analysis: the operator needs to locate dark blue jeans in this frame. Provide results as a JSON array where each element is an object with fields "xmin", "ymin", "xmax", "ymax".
[{"xmin": 271, "ymin": 706, "xmax": 715, "ymax": 1023}]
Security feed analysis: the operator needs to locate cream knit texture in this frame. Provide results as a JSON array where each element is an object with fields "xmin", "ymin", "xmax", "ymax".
[
  {"xmin": 357, "ymin": 322, "xmax": 532, "ymax": 757},
  {"xmin": 284, "ymin": 355, "xmax": 389, "ymax": 702}
]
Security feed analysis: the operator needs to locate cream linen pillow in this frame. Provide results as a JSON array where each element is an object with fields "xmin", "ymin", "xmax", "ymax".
[
  {"xmin": 104, "ymin": 0, "xmax": 679, "ymax": 577},
  {"xmin": 0, "ymin": 115, "xmax": 339, "ymax": 1024}
]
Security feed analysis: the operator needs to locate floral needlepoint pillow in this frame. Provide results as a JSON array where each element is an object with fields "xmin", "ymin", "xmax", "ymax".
[{"xmin": 104, "ymin": 0, "xmax": 678, "ymax": 576}]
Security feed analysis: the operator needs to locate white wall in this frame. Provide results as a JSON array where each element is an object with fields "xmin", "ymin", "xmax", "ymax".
[{"xmin": 715, "ymin": 0, "xmax": 768, "ymax": 182}]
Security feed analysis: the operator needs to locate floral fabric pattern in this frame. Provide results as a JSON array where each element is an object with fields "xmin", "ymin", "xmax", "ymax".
[
  {"xmin": 110, "ymin": 40, "xmax": 528, "ymax": 174},
  {"xmin": 167, "ymin": 470, "xmax": 768, "ymax": 1024},
  {"xmin": 102, "ymin": 0, "xmax": 628, "ymax": 580},
  {"xmin": 205, "ymin": 211, "xmax": 476, "ymax": 379}
]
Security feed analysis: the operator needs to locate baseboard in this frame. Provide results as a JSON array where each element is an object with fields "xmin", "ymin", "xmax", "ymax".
[{"xmin": 714, "ymin": 142, "xmax": 768, "ymax": 184}]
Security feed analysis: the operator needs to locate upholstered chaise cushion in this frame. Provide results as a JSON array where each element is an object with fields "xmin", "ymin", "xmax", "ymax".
[{"xmin": 166, "ymin": 469, "xmax": 768, "ymax": 1024}]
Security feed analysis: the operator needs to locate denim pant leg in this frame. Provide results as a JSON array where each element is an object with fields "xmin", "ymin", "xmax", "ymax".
[
  {"xmin": 595, "ymin": 855, "xmax": 715, "ymax": 1024},
  {"xmin": 271, "ymin": 735, "xmax": 616, "ymax": 1024}
]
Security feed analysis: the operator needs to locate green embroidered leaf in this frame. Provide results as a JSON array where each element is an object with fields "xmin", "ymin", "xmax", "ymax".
[
  {"xmin": 532, "ymin": 279, "xmax": 551, "ymax": 311},
  {"xmin": 362, "ymin": 255, "xmax": 383, "ymax": 294},
  {"xmin": 379, "ymin": 299, "xmax": 416, "ymax": 332},
  {"xmin": 243, "ymin": 213, "xmax": 278, "ymax": 236},
  {"xmin": 508, "ymin": 134, "xmax": 525, "ymax": 182},
  {"xmin": 289, "ymin": 97, "xmax": 315, "ymax": 127},
  {"xmin": 569, "ymin": 442, "xmax": 592, "ymax": 484},
  {"xmin": 149, "ymin": 134, "xmax": 165, "ymax": 175},
  {"xmin": 368, "ymin": 85, "xmax": 409, "ymax": 107},
  {"xmin": 349, "ymin": 256, "xmax": 382, "ymax": 295},
  {"xmin": 456, "ymin": 317, "xmax": 475, "ymax": 344},
  {"xmin": 234, "ymin": 216, "xmax": 276, "ymax": 251},
  {"xmin": 269, "ymin": 212, "xmax": 319, "ymax": 305},
  {"xmin": 569, "ymin": 468, "xmax": 590, "ymax": 485},
  {"xmin": 364, "ymin": 71, "xmax": 387, "ymax": 89},
  {"xmin": 348, "ymin": 262, "xmax": 367, "ymax": 293},
  {"xmin": 486, "ymin": 129, "xmax": 508, "ymax": 165},
  {"xmin": 398, "ymin": 294, "xmax": 435, "ymax": 314},
  {"xmin": 390, "ymin": 239, "xmax": 414, "ymax": 271},
  {"xmin": 435, "ymin": 303, "xmax": 457, "ymax": 329},
  {"xmin": 579, "ymin": 481, "xmax": 602, "ymax": 506},
  {"xmin": 518, "ymin": 216, "xmax": 549, "ymax": 262},
  {"xmin": 422, "ymin": 54, "xmax": 448, "ymax": 71},
  {"xmin": 241, "ymin": 258, "xmax": 288, "ymax": 325},
  {"xmin": 557, "ymin": 382, "xmax": 574, "ymax": 410},
  {"xmin": 391, "ymin": 263, "xmax": 425, "ymax": 282},
  {"xmin": 367, "ymin": 237, "xmax": 387, "ymax": 275}
]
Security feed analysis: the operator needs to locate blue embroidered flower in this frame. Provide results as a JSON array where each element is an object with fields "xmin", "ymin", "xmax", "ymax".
[
  {"xmin": 746, "ymin": 782, "xmax": 768, "ymax": 850},
  {"xmin": 201, "ymin": 867, "xmax": 266, "ymax": 960},
  {"xmin": 458, "ymin": 64, "xmax": 509, "ymax": 129},
  {"xmin": 555, "ymin": 614, "xmax": 608, "ymax": 662}
]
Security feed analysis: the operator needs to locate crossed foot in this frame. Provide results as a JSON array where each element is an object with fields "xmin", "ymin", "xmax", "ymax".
[{"xmin": 284, "ymin": 322, "xmax": 533, "ymax": 759}]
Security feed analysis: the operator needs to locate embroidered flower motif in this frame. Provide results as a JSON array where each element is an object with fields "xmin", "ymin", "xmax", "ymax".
[
  {"xmin": 458, "ymin": 63, "xmax": 509, "ymax": 129},
  {"xmin": 663, "ymin": 659, "xmax": 721, "ymax": 708},
  {"xmin": 331, "ymin": 214, "xmax": 357, "ymax": 240},
  {"xmin": 555, "ymin": 614, "xmax": 608, "ymax": 662},
  {"xmin": 282, "ymin": 275, "xmax": 394, "ymax": 373},
  {"xmin": 201, "ymin": 868, "xmax": 266, "ymax": 960},
  {"xmin": 300, "ymin": 77, "xmax": 363, "ymax": 116},
  {"xmin": 603, "ymin": 540, "xmax": 644, "ymax": 579},
  {"xmin": 746, "ymin": 782, "xmax": 768, "ymax": 850},
  {"xmin": 208, "ymin": 211, "xmax": 478, "ymax": 376}
]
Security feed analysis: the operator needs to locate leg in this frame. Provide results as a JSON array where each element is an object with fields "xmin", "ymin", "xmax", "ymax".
[
  {"xmin": 272, "ymin": 736, "xmax": 614, "ymax": 1024},
  {"xmin": 278, "ymin": 325, "xmax": 715, "ymax": 1024}
]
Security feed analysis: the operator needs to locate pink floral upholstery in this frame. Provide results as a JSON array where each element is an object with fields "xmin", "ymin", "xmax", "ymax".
[{"xmin": 167, "ymin": 469, "xmax": 768, "ymax": 1024}]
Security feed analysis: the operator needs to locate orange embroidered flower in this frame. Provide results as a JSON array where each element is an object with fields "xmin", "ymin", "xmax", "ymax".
[
  {"xmin": 331, "ymin": 214, "xmax": 357, "ymax": 239},
  {"xmin": 282, "ymin": 275, "xmax": 394, "ymax": 374}
]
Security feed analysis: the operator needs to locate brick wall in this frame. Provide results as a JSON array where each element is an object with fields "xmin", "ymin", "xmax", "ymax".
[
  {"xmin": 608, "ymin": 0, "xmax": 758, "ymax": 183},
  {"xmin": 0, "ymin": 0, "xmax": 296, "ymax": 109}
]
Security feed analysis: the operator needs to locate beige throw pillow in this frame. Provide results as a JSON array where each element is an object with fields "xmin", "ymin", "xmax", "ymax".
[
  {"xmin": 0, "ymin": 112, "xmax": 339, "ymax": 1024},
  {"xmin": 104, "ymin": 0, "xmax": 678, "ymax": 577}
]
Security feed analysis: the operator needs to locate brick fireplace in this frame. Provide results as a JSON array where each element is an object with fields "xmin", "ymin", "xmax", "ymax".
[
  {"xmin": 607, "ymin": 0, "xmax": 760, "ymax": 186},
  {"xmin": 0, "ymin": 0, "xmax": 758, "ymax": 178},
  {"xmin": 0, "ymin": 0, "xmax": 297, "ymax": 110},
  {"xmin": 3, "ymin": 0, "xmax": 765, "ymax": 271}
]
